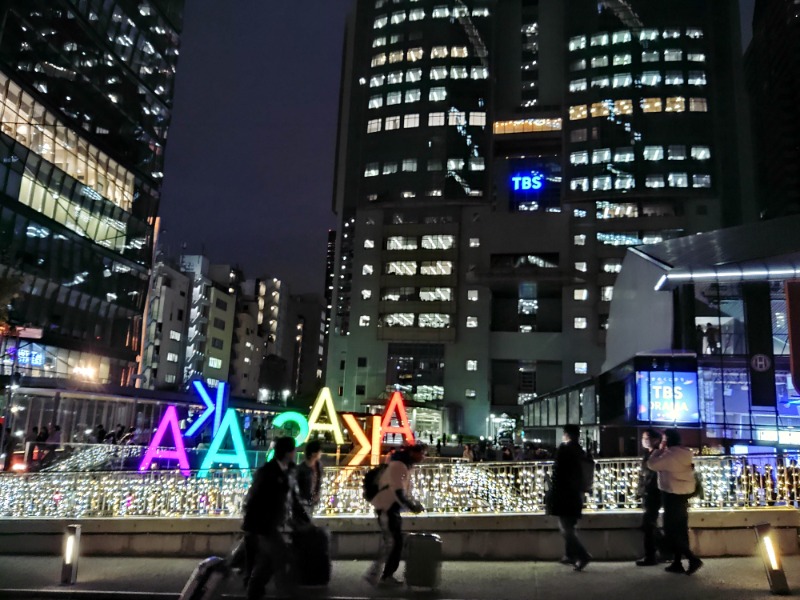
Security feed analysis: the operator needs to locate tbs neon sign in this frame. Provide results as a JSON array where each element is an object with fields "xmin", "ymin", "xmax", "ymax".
[
  {"xmin": 139, "ymin": 383, "xmax": 415, "ymax": 477},
  {"xmin": 511, "ymin": 171, "xmax": 545, "ymax": 192}
]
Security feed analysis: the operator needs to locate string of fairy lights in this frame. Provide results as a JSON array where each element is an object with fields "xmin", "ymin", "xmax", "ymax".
[{"xmin": 0, "ymin": 456, "xmax": 797, "ymax": 519}]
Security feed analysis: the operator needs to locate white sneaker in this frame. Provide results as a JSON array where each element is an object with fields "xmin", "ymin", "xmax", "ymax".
[{"xmin": 379, "ymin": 576, "xmax": 404, "ymax": 587}]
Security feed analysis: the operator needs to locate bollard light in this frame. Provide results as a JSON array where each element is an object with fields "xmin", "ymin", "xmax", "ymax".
[
  {"xmin": 60, "ymin": 524, "xmax": 81, "ymax": 585},
  {"xmin": 754, "ymin": 523, "xmax": 790, "ymax": 596}
]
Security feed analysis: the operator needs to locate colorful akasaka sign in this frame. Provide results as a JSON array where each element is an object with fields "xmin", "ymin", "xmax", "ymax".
[{"xmin": 138, "ymin": 384, "xmax": 415, "ymax": 476}]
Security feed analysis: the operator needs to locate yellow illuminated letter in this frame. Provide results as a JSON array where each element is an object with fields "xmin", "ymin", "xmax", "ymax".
[{"xmin": 306, "ymin": 387, "xmax": 345, "ymax": 445}]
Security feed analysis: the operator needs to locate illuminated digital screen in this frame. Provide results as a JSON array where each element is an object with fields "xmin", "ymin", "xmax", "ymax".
[
  {"xmin": 636, "ymin": 371, "xmax": 700, "ymax": 423},
  {"xmin": 510, "ymin": 171, "xmax": 545, "ymax": 192}
]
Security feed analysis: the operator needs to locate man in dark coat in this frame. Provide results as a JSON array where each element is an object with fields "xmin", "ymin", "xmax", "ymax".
[
  {"xmin": 242, "ymin": 436, "xmax": 308, "ymax": 599},
  {"xmin": 549, "ymin": 424, "xmax": 591, "ymax": 571},
  {"xmin": 636, "ymin": 428, "xmax": 664, "ymax": 566}
]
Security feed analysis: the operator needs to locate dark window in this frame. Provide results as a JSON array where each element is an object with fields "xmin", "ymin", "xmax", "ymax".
[
  {"xmin": 340, "ymin": 360, "xmax": 346, "ymax": 370},
  {"xmin": 356, "ymin": 384, "xmax": 366, "ymax": 395},
  {"xmin": 212, "ymin": 337, "xmax": 224, "ymax": 350},
  {"xmin": 177, "ymin": 309, "xmax": 184, "ymax": 321},
  {"xmin": 213, "ymin": 318, "xmax": 225, "ymax": 330},
  {"xmin": 215, "ymin": 298, "xmax": 228, "ymax": 310},
  {"xmin": 337, "ymin": 386, "xmax": 343, "ymax": 396},
  {"xmin": 358, "ymin": 357, "xmax": 367, "ymax": 368}
]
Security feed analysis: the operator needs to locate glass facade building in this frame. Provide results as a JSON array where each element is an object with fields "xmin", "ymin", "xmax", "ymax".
[{"xmin": 0, "ymin": 1, "xmax": 184, "ymax": 384}]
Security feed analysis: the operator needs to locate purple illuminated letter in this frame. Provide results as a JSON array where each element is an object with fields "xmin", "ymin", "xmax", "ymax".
[{"xmin": 139, "ymin": 405, "xmax": 191, "ymax": 476}]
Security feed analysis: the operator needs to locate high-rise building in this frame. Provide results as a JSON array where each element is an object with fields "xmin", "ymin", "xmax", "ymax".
[
  {"xmin": 327, "ymin": 0, "xmax": 753, "ymax": 436},
  {"xmin": 0, "ymin": 1, "xmax": 183, "ymax": 384},
  {"xmin": 289, "ymin": 293, "xmax": 327, "ymax": 401},
  {"xmin": 323, "ymin": 229, "xmax": 337, "ymax": 338},
  {"xmin": 745, "ymin": 0, "xmax": 800, "ymax": 218}
]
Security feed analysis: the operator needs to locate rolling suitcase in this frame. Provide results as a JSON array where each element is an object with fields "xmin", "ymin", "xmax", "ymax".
[
  {"xmin": 291, "ymin": 524, "xmax": 332, "ymax": 586},
  {"xmin": 179, "ymin": 556, "xmax": 229, "ymax": 600},
  {"xmin": 404, "ymin": 533, "xmax": 442, "ymax": 589}
]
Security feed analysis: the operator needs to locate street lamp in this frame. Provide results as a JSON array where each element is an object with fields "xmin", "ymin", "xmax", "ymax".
[
  {"xmin": 754, "ymin": 523, "xmax": 790, "ymax": 595},
  {"xmin": 60, "ymin": 524, "xmax": 81, "ymax": 585}
]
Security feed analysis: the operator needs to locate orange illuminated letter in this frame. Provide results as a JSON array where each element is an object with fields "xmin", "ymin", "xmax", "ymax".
[{"xmin": 380, "ymin": 391, "xmax": 415, "ymax": 445}]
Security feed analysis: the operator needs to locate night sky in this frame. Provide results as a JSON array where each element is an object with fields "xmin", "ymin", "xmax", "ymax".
[{"xmin": 161, "ymin": 0, "xmax": 757, "ymax": 296}]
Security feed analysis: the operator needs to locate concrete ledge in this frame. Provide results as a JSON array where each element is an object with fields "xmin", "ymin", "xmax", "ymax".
[{"xmin": 1, "ymin": 508, "xmax": 797, "ymax": 560}]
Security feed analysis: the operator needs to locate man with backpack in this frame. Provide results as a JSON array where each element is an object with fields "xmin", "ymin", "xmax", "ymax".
[
  {"xmin": 363, "ymin": 443, "xmax": 426, "ymax": 587},
  {"xmin": 548, "ymin": 424, "xmax": 592, "ymax": 571}
]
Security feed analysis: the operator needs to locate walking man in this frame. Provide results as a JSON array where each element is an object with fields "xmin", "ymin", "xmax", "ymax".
[
  {"xmin": 296, "ymin": 440, "xmax": 323, "ymax": 513},
  {"xmin": 648, "ymin": 428, "xmax": 703, "ymax": 575},
  {"xmin": 364, "ymin": 443, "xmax": 426, "ymax": 587},
  {"xmin": 242, "ymin": 436, "xmax": 308, "ymax": 599},
  {"xmin": 549, "ymin": 424, "xmax": 592, "ymax": 571},
  {"xmin": 636, "ymin": 428, "xmax": 664, "ymax": 566}
]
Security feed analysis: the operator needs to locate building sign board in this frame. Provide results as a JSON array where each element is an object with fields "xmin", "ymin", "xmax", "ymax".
[{"xmin": 636, "ymin": 371, "xmax": 700, "ymax": 423}]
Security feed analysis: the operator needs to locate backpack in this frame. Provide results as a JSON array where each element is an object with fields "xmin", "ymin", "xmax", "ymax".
[
  {"xmin": 580, "ymin": 452, "xmax": 595, "ymax": 493},
  {"xmin": 362, "ymin": 463, "xmax": 388, "ymax": 501}
]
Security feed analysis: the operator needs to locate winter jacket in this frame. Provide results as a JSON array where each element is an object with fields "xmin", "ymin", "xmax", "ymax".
[
  {"xmin": 370, "ymin": 453, "xmax": 417, "ymax": 512},
  {"xmin": 638, "ymin": 449, "xmax": 660, "ymax": 498},
  {"xmin": 647, "ymin": 446, "xmax": 696, "ymax": 495},
  {"xmin": 296, "ymin": 460, "xmax": 322, "ymax": 508},
  {"xmin": 548, "ymin": 441, "xmax": 586, "ymax": 518},
  {"xmin": 242, "ymin": 460, "xmax": 308, "ymax": 535}
]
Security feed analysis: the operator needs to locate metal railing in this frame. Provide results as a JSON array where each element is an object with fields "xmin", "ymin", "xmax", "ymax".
[{"xmin": 0, "ymin": 456, "xmax": 797, "ymax": 519}]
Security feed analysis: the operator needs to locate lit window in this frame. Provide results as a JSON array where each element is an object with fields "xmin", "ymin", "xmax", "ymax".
[
  {"xmin": 590, "ymin": 33, "xmax": 609, "ymax": 46},
  {"xmin": 429, "ymin": 87, "xmax": 447, "ymax": 102},
  {"xmin": 209, "ymin": 357, "xmax": 222, "ymax": 369},
  {"xmin": 406, "ymin": 68, "xmax": 422, "ymax": 82},
  {"xmin": 418, "ymin": 313, "xmax": 451, "ymax": 328},
  {"xmin": 369, "ymin": 95, "xmax": 383, "ymax": 109},
  {"xmin": 668, "ymin": 145, "xmax": 687, "ymax": 160},
  {"xmin": 387, "ymin": 236, "xmax": 418, "ymax": 250},
  {"xmin": 370, "ymin": 75, "xmax": 385, "ymax": 87},
  {"xmin": 385, "ymin": 116, "xmax": 400, "ymax": 130},
  {"xmin": 469, "ymin": 157, "xmax": 485, "ymax": 171},
  {"xmin": 569, "ymin": 36, "xmax": 587, "ymax": 51},
  {"xmin": 466, "ymin": 360, "xmax": 478, "ymax": 371},
  {"xmin": 169, "ymin": 330, "xmax": 181, "ymax": 341},
  {"xmin": 420, "ymin": 287, "xmax": 452, "ymax": 301},
  {"xmin": 688, "ymin": 53, "xmax": 706, "ymax": 62},
  {"xmin": 612, "ymin": 73, "xmax": 632, "ymax": 88},
  {"xmin": 574, "ymin": 234, "xmax": 586, "ymax": 246},
  {"xmin": 207, "ymin": 378, "xmax": 219, "ymax": 388},
  {"xmin": 689, "ymin": 98, "xmax": 708, "ymax": 112},
  {"xmin": 421, "ymin": 261, "xmax": 453, "ymax": 275},
  {"xmin": 431, "ymin": 46, "xmax": 448, "ymax": 59},
  {"xmin": 643, "ymin": 146, "xmax": 664, "ymax": 161},
  {"xmin": 422, "ymin": 235, "xmax": 455, "ymax": 250},
  {"xmin": 430, "ymin": 67, "xmax": 448, "ymax": 82},
  {"xmin": 388, "ymin": 71, "xmax": 403, "ymax": 84},
  {"xmin": 389, "ymin": 50, "xmax": 404, "ymax": 63},
  {"xmin": 404, "ymin": 113, "xmax": 420, "ymax": 128},
  {"xmin": 665, "ymin": 71, "xmax": 684, "ymax": 85},
  {"xmin": 597, "ymin": 232, "xmax": 642, "ymax": 246},
  {"xmin": 469, "ymin": 238, "xmax": 480, "ymax": 248},
  {"xmin": 569, "ymin": 105, "xmax": 588, "ymax": 120},
  {"xmin": 591, "ymin": 76, "xmax": 610, "ymax": 89},
  {"xmin": 663, "ymin": 28, "xmax": 681, "ymax": 39},
  {"xmin": 167, "ymin": 352, "xmax": 179, "ymax": 363},
  {"xmin": 574, "ymin": 317, "xmax": 588, "ymax": 329},
  {"xmin": 642, "ymin": 51, "xmax": 659, "ymax": 62},
  {"xmin": 641, "ymin": 71, "xmax": 661, "ymax": 86},
  {"xmin": 364, "ymin": 239, "xmax": 375, "ymax": 249},
  {"xmin": 465, "ymin": 389, "xmax": 477, "ymax": 399},
  {"xmin": 569, "ymin": 79, "xmax": 588, "ymax": 92},
  {"xmin": 390, "ymin": 11, "xmax": 406, "ymax": 24},
  {"xmin": 466, "ymin": 316, "xmax": 478, "ymax": 328},
  {"xmin": 590, "ymin": 102, "xmax": 610, "ymax": 117},
  {"xmin": 386, "ymin": 261, "xmax": 418, "ymax": 275},
  {"xmin": 361, "ymin": 290, "xmax": 372, "ymax": 300},
  {"xmin": 613, "ymin": 53, "xmax": 632, "ymax": 66},
  {"xmin": 574, "ymin": 208, "xmax": 588, "ymax": 218},
  {"xmin": 468, "ymin": 289, "xmax": 479, "ymax": 301},
  {"xmin": 593, "ymin": 176, "xmax": 612, "ymax": 191},
  {"xmin": 688, "ymin": 71, "xmax": 707, "ymax": 86},
  {"xmin": 367, "ymin": 119, "xmax": 382, "ymax": 133},
  {"xmin": 640, "ymin": 29, "xmax": 658, "ymax": 41},
  {"xmin": 387, "ymin": 91, "xmax": 402, "ymax": 105},
  {"xmin": 668, "ymin": 172, "xmax": 689, "ymax": 188},
  {"xmin": 592, "ymin": 148, "xmax": 611, "ymax": 164},
  {"xmin": 451, "ymin": 46, "xmax": 468, "ymax": 58},
  {"xmin": 383, "ymin": 313, "xmax": 414, "ymax": 327},
  {"xmin": 371, "ymin": 53, "xmax": 387, "ymax": 67},
  {"xmin": 614, "ymin": 147, "xmax": 634, "ymax": 162},
  {"xmin": 359, "ymin": 315, "xmax": 371, "ymax": 327},
  {"xmin": 373, "ymin": 37, "xmax": 386, "ymax": 48},
  {"xmin": 665, "ymin": 96, "xmax": 686, "ymax": 112},
  {"xmin": 686, "ymin": 28, "xmax": 703, "ymax": 39},
  {"xmin": 612, "ymin": 30, "xmax": 631, "ymax": 44},
  {"xmin": 641, "ymin": 97, "xmax": 662, "ymax": 113},
  {"xmin": 570, "ymin": 151, "xmax": 589, "ymax": 165},
  {"xmin": 382, "ymin": 161, "xmax": 398, "ymax": 174},
  {"xmin": 447, "ymin": 158, "xmax": 465, "ymax": 171},
  {"xmin": 570, "ymin": 178, "xmax": 589, "ymax": 192},
  {"xmin": 365, "ymin": 162, "xmax": 380, "ymax": 176},
  {"xmin": 693, "ymin": 174, "xmax": 711, "ymax": 188},
  {"xmin": 645, "ymin": 175, "xmax": 665, "ymax": 188},
  {"xmin": 601, "ymin": 286, "xmax": 614, "ymax": 302},
  {"xmin": 574, "ymin": 362, "xmax": 588, "ymax": 375},
  {"xmin": 363, "ymin": 264, "xmax": 374, "ymax": 275},
  {"xmin": 615, "ymin": 174, "xmax": 635, "ymax": 190},
  {"xmin": 570, "ymin": 59, "xmax": 587, "ymax": 72},
  {"xmin": 451, "ymin": 66, "xmax": 468, "ymax": 79},
  {"xmin": 664, "ymin": 49, "xmax": 682, "ymax": 61},
  {"xmin": 473, "ymin": 7, "xmax": 490, "ymax": 17},
  {"xmin": 597, "ymin": 201, "xmax": 638, "ymax": 218},
  {"xmin": 603, "ymin": 259, "xmax": 622, "ymax": 273},
  {"xmin": 402, "ymin": 159, "xmax": 417, "ymax": 172},
  {"xmin": 409, "ymin": 8, "xmax": 425, "ymax": 21},
  {"xmin": 429, "ymin": 112, "xmax": 445, "ymax": 126},
  {"xmin": 614, "ymin": 99, "xmax": 633, "ymax": 115},
  {"xmin": 374, "ymin": 16, "xmax": 388, "ymax": 29},
  {"xmin": 165, "ymin": 374, "xmax": 176, "ymax": 384},
  {"xmin": 432, "ymin": 6, "xmax": 450, "ymax": 18},
  {"xmin": 691, "ymin": 146, "xmax": 711, "ymax": 160},
  {"xmin": 574, "ymin": 289, "xmax": 588, "ymax": 301},
  {"xmin": 469, "ymin": 112, "xmax": 486, "ymax": 126},
  {"xmin": 575, "ymin": 262, "xmax": 588, "ymax": 272},
  {"xmin": 471, "ymin": 66, "xmax": 489, "ymax": 80},
  {"xmin": 590, "ymin": 56, "xmax": 609, "ymax": 68},
  {"xmin": 448, "ymin": 111, "xmax": 466, "ymax": 126}
]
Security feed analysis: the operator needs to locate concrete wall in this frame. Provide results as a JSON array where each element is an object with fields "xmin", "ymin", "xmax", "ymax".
[{"xmin": 1, "ymin": 509, "xmax": 797, "ymax": 560}]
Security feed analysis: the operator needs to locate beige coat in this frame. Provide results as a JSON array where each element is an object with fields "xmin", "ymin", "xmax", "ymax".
[
  {"xmin": 370, "ymin": 460, "xmax": 413, "ymax": 511},
  {"xmin": 647, "ymin": 446, "xmax": 696, "ymax": 495}
]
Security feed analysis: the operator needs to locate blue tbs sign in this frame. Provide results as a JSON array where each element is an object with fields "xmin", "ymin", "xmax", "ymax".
[
  {"xmin": 511, "ymin": 171, "xmax": 545, "ymax": 192},
  {"xmin": 636, "ymin": 371, "xmax": 700, "ymax": 423}
]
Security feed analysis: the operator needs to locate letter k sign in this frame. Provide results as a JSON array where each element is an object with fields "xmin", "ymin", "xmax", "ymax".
[{"xmin": 185, "ymin": 381, "xmax": 228, "ymax": 437}]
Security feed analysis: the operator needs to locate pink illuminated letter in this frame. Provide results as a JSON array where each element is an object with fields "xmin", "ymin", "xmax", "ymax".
[{"xmin": 139, "ymin": 405, "xmax": 191, "ymax": 476}]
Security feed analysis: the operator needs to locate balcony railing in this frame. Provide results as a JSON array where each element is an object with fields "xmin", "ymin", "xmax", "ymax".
[{"xmin": 0, "ymin": 455, "xmax": 797, "ymax": 519}]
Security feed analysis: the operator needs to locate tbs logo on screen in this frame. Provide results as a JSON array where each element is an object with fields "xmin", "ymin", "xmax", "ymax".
[{"xmin": 511, "ymin": 171, "xmax": 545, "ymax": 192}]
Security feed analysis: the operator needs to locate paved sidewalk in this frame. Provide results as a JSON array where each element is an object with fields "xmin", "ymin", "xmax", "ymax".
[{"xmin": 0, "ymin": 555, "xmax": 798, "ymax": 599}]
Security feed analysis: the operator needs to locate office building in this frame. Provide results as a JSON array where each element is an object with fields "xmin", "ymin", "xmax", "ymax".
[{"xmin": 0, "ymin": 1, "xmax": 183, "ymax": 384}]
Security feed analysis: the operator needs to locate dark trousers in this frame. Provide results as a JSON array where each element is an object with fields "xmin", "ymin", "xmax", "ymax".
[
  {"xmin": 558, "ymin": 516, "xmax": 590, "ymax": 562},
  {"xmin": 642, "ymin": 491, "xmax": 663, "ymax": 560},
  {"xmin": 367, "ymin": 505, "xmax": 403, "ymax": 580},
  {"xmin": 245, "ymin": 530, "xmax": 289, "ymax": 600},
  {"xmin": 662, "ymin": 492, "xmax": 697, "ymax": 563}
]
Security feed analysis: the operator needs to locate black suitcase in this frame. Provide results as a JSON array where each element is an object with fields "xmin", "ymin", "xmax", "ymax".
[
  {"xmin": 179, "ymin": 556, "xmax": 228, "ymax": 600},
  {"xmin": 291, "ymin": 524, "xmax": 331, "ymax": 586},
  {"xmin": 404, "ymin": 533, "xmax": 442, "ymax": 589}
]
